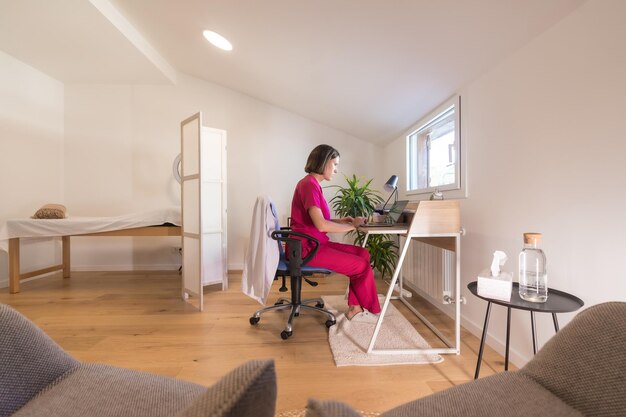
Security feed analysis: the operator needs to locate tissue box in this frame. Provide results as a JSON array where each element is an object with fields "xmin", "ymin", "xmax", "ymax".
[{"xmin": 477, "ymin": 269, "xmax": 513, "ymax": 302}]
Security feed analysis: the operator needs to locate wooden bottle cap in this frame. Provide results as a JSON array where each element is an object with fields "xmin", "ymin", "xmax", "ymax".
[{"xmin": 523, "ymin": 232, "xmax": 542, "ymax": 244}]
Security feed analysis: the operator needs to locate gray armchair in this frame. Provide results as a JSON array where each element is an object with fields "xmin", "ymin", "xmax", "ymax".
[
  {"xmin": 307, "ymin": 302, "xmax": 626, "ymax": 417},
  {"xmin": 0, "ymin": 303, "xmax": 276, "ymax": 417}
]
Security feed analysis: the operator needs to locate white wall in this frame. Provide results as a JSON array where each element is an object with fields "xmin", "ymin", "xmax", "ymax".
[
  {"xmin": 63, "ymin": 73, "xmax": 382, "ymax": 271},
  {"xmin": 0, "ymin": 50, "xmax": 64, "ymax": 286},
  {"xmin": 385, "ymin": 0, "xmax": 626, "ymax": 366},
  {"xmin": 0, "ymin": 50, "xmax": 381, "ymax": 285}
]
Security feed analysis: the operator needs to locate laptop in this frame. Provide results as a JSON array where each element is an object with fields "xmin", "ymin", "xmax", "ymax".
[{"xmin": 365, "ymin": 200, "xmax": 409, "ymax": 227}]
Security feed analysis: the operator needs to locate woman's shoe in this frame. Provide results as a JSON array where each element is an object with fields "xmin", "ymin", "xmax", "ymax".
[{"xmin": 345, "ymin": 309, "xmax": 379, "ymax": 324}]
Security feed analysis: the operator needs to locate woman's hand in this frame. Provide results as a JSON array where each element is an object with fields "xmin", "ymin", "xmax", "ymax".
[
  {"xmin": 337, "ymin": 216, "xmax": 367, "ymax": 227},
  {"xmin": 338, "ymin": 216, "xmax": 366, "ymax": 227},
  {"xmin": 309, "ymin": 208, "xmax": 364, "ymax": 233},
  {"xmin": 351, "ymin": 216, "xmax": 367, "ymax": 227}
]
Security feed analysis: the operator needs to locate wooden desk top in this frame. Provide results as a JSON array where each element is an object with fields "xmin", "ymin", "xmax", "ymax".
[
  {"xmin": 360, "ymin": 200, "xmax": 460, "ymax": 235},
  {"xmin": 358, "ymin": 224, "xmax": 409, "ymax": 234},
  {"xmin": 359, "ymin": 200, "xmax": 461, "ymax": 252},
  {"xmin": 404, "ymin": 200, "xmax": 460, "ymax": 234}
]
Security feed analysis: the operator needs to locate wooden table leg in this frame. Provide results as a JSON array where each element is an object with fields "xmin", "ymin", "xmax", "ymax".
[
  {"xmin": 8, "ymin": 238, "xmax": 20, "ymax": 293},
  {"xmin": 62, "ymin": 236, "xmax": 71, "ymax": 278}
]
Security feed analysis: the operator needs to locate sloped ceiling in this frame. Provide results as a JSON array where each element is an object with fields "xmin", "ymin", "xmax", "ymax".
[{"xmin": 0, "ymin": 0, "xmax": 585, "ymax": 144}]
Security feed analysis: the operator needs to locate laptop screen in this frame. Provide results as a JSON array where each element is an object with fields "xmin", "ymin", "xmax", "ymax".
[{"xmin": 385, "ymin": 200, "xmax": 409, "ymax": 223}]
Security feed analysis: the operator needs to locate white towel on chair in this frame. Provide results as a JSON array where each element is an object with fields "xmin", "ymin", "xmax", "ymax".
[{"xmin": 241, "ymin": 196, "xmax": 280, "ymax": 305}]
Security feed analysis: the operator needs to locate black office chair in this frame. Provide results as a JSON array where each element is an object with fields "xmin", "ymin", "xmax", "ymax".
[
  {"xmin": 275, "ymin": 218, "xmax": 322, "ymax": 292},
  {"xmin": 249, "ymin": 229, "xmax": 337, "ymax": 340}
]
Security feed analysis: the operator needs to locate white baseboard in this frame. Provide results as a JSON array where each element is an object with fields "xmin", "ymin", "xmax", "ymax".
[
  {"xmin": 229, "ymin": 262, "xmax": 243, "ymax": 271},
  {"xmin": 70, "ymin": 264, "xmax": 180, "ymax": 272},
  {"xmin": 461, "ymin": 312, "xmax": 531, "ymax": 368}
]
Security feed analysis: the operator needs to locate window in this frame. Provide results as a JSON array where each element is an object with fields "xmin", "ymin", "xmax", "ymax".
[{"xmin": 406, "ymin": 95, "xmax": 464, "ymax": 198}]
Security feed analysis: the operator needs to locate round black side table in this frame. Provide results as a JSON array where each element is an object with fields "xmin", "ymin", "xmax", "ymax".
[{"xmin": 468, "ymin": 281, "xmax": 583, "ymax": 379}]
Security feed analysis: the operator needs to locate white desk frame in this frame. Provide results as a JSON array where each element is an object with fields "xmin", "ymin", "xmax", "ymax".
[{"xmin": 359, "ymin": 200, "xmax": 462, "ymax": 356}]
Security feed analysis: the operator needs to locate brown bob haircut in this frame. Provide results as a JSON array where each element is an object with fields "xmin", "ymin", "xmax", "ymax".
[{"xmin": 304, "ymin": 144, "xmax": 340, "ymax": 174}]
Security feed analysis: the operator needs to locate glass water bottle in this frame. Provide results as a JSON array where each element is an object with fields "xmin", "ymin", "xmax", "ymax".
[{"xmin": 518, "ymin": 232, "xmax": 548, "ymax": 303}]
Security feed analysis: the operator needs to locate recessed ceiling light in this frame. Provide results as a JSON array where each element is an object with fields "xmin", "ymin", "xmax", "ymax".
[{"xmin": 203, "ymin": 30, "xmax": 233, "ymax": 51}]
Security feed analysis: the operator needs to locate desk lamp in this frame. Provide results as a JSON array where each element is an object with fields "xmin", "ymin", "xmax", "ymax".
[{"xmin": 377, "ymin": 175, "xmax": 398, "ymax": 213}]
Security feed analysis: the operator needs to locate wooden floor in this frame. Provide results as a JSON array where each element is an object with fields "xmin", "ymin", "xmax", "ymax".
[{"xmin": 0, "ymin": 271, "xmax": 508, "ymax": 413}]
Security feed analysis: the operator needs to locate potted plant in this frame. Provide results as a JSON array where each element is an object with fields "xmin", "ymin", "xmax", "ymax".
[{"xmin": 327, "ymin": 175, "xmax": 398, "ymax": 279}]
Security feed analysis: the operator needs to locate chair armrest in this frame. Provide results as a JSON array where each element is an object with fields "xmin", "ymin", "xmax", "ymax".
[{"xmin": 270, "ymin": 230, "xmax": 321, "ymax": 267}]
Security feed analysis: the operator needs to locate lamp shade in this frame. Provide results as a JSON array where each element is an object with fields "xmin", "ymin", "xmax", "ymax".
[{"xmin": 383, "ymin": 175, "xmax": 398, "ymax": 192}]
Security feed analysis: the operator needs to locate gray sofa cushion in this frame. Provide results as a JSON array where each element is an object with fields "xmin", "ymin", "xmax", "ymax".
[
  {"xmin": 0, "ymin": 304, "xmax": 79, "ymax": 417},
  {"xmin": 521, "ymin": 302, "xmax": 626, "ymax": 417},
  {"xmin": 377, "ymin": 372, "xmax": 583, "ymax": 417},
  {"xmin": 176, "ymin": 359, "xmax": 276, "ymax": 417},
  {"xmin": 13, "ymin": 359, "xmax": 276, "ymax": 417},
  {"xmin": 306, "ymin": 302, "xmax": 626, "ymax": 417},
  {"xmin": 12, "ymin": 364, "xmax": 206, "ymax": 417},
  {"xmin": 307, "ymin": 372, "xmax": 583, "ymax": 417}
]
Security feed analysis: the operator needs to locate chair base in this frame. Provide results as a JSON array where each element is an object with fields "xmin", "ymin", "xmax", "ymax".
[{"xmin": 250, "ymin": 297, "xmax": 336, "ymax": 339}]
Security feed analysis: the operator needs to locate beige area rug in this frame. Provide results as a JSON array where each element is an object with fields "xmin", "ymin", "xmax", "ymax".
[{"xmin": 322, "ymin": 295, "xmax": 443, "ymax": 366}]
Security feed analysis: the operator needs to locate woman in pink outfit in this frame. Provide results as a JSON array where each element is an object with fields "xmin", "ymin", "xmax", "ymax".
[{"xmin": 290, "ymin": 144, "xmax": 381, "ymax": 322}]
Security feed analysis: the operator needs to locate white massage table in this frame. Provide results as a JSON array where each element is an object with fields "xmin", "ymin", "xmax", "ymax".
[{"xmin": 0, "ymin": 207, "xmax": 181, "ymax": 293}]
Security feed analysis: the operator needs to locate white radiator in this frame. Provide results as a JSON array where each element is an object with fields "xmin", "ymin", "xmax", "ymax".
[{"xmin": 401, "ymin": 239, "xmax": 455, "ymax": 305}]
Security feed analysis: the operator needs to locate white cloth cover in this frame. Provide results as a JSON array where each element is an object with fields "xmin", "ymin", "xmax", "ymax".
[
  {"xmin": 241, "ymin": 196, "xmax": 280, "ymax": 305},
  {"xmin": 0, "ymin": 207, "xmax": 181, "ymax": 252}
]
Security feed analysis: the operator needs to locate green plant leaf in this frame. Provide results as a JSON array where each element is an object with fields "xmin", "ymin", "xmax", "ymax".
[
  {"xmin": 328, "ymin": 174, "xmax": 384, "ymax": 218},
  {"xmin": 327, "ymin": 175, "xmax": 397, "ymax": 279}
]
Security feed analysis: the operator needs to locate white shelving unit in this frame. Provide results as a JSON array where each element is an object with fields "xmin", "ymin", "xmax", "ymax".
[{"xmin": 180, "ymin": 112, "xmax": 228, "ymax": 311}]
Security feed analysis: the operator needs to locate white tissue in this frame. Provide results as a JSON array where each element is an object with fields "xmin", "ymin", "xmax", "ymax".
[
  {"xmin": 478, "ymin": 250, "xmax": 512, "ymax": 301},
  {"xmin": 490, "ymin": 250, "xmax": 508, "ymax": 277}
]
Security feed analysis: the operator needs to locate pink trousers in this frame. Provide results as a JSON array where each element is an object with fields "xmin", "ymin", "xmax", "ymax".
[{"xmin": 306, "ymin": 241, "xmax": 381, "ymax": 314}]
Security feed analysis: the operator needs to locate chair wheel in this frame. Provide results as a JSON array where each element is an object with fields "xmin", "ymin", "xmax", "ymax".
[
  {"xmin": 280, "ymin": 330, "xmax": 292, "ymax": 340},
  {"xmin": 325, "ymin": 319, "xmax": 336, "ymax": 328},
  {"xmin": 249, "ymin": 316, "xmax": 260, "ymax": 325},
  {"xmin": 315, "ymin": 302, "xmax": 324, "ymax": 308},
  {"xmin": 274, "ymin": 300, "xmax": 284, "ymax": 306}
]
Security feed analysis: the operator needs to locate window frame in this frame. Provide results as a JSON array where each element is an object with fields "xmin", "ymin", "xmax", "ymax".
[{"xmin": 405, "ymin": 95, "xmax": 466, "ymax": 200}]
